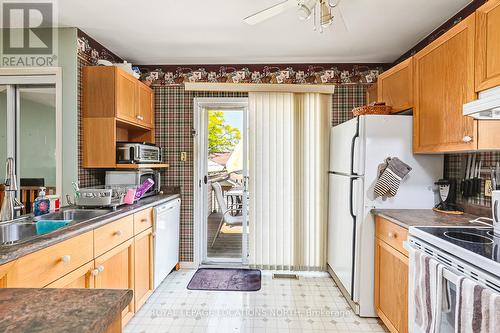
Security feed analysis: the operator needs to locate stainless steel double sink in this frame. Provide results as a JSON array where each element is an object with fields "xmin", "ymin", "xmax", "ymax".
[{"xmin": 0, "ymin": 208, "xmax": 112, "ymax": 246}]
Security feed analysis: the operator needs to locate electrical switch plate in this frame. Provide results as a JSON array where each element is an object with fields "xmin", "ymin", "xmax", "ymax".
[
  {"xmin": 180, "ymin": 152, "xmax": 187, "ymax": 162},
  {"xmin": 485, "ymin": 179, "xmax": 493, "ymax": 197}
]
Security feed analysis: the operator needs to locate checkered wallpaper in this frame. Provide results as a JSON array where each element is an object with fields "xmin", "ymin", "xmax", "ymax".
[
  {"xmin": 331, "ymin": 85, "xmax": 367, "ymax": 126},
  {"xmin": 444, "ymin": 152, "xmax": 500, "ymax": 211},
  {"xmin": 153, "ymin": 84, "xmax": 367, "ymax": 262}
]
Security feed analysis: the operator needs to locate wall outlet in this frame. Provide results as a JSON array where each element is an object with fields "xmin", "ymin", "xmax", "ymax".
[
  {"xmin": 180, "ymin": 152, "xmax": 187, "ymax": 162},
  {"xmin": 485, "ymin": 179, "xmax": 493, "ymax": 197}
]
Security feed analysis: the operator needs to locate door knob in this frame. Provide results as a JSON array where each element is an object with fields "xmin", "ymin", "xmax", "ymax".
[
  {"xmin": 91, "ymin": 269, "xmax": 99, "ymax": 277},
  {"xmin": 462, "ymin": 135, "xmax": 472, "ymax": 143},
  {"xmin": 61, "ymin": 255, "xmax": 71, "ymax": 263},
  {"xmin": 115, "ymin": 230, "xmax": 123, "ymax": 236},
  {"xmin": 97, "ymin": 265, "xmax": 105, "ymax": 273}
]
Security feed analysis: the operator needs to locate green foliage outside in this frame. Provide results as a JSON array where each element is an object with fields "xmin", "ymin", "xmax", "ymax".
[{"xmin": 208, "ymin": 111, "xmax": 241, "ymax": 154}]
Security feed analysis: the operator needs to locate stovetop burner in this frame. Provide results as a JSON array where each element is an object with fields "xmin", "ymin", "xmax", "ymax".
[
  {"xmin": 487, "ymin": 230, "xmax": 500, "ymax": 238},
  {"xmin": 444, "ymin": 231, "xmax": 493, "ymax": 244},
  {"xmin": 413, "ymin": 227, "xmax": 500, "ymax": 264}
]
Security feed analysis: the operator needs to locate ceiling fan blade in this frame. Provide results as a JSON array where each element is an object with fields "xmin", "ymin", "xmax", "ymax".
[
  {"xmin": 243, "ymin": 0, "xmax": 294, "ymax": 25},
  {"xmin": 331, "ymin": 3, "xmax": 348, "ymax": 32}
]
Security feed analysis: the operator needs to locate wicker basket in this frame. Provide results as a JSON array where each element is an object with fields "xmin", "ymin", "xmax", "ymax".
[{"xmin": 352, "ymin": 103, "xmax": 392, "ymax": 116}]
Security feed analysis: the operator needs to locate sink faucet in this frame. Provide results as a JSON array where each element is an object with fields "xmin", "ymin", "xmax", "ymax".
[{"xmin": 0, "ymin": 158, "xmax": 24, "ymax": 221}]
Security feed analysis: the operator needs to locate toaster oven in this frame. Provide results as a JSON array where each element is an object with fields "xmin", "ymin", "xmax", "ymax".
[{"xmin": 116, "ymin": 142, "xmax": 161, "ymax": 164}]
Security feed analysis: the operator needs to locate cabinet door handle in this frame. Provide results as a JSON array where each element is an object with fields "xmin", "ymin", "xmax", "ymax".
[
  {"xmin": 137, "ymin": 115, "xmax": 144, "ymax": 121},
  {"xmin": 91, "ymin": 269, "xmax": 99, "ymax": 277},
  {"xmin": 97, "ymin": 265, "xmax": 105, "ymax": 273},
  {"xmin": 115, "ymin": 230, "xmax": 123, "ymax": 237},
  {"xmin": 61, "ymin": 255, "xmax": 71, "ymax": 263},
  {"xmin": 388, "ymin": 232, "xmax": 396, "ymax": 239},
  {"xmin": 141, "ymin": 218, "xmax": 148, "ymax": 223},
  {"xmin": 462, "ymin": 135, "xmax": 472, "ymax": 143}
]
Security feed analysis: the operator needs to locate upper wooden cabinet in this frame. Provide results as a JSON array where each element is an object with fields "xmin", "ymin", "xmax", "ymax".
[
  {"xmin": 84, "ymin": 66, "xmax": 154, "ymax": 129},
  {"xmin": 366, "ymin": 83, "xmax": 378, "ymax": 105},
  {"xmin": 83, "ymin": 66, "xmax": 161, "ymax": 168},
  {"xmin": 413, "ymin": 15, "xmax": 477, "ymax": 153},
  {"xmin": 115, "ymin": 69, "xmax": 138, "ymax": 123},
  {"xmin": 377, "ymin": 58, "xmax": 413, "ymax": 113},
  {"xmin": 136, "ymin": 83, "xmax": 154, "ymax": 128},
  {"xmin": 476, "ymin": 0, "xmax": 500, "ymax": 92}
]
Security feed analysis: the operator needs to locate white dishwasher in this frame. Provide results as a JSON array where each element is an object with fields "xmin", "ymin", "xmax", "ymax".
[{"xmin": 153, "ymin": 198, "xmax": 181, "ymax": 289}]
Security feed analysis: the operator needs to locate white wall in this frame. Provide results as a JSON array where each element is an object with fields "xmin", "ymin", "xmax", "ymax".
[
  {"xmin": 0, "ymin": 92, "xmax": 6, "ymax": 178},
  {"xmin": 0, "ymin": 27, "xmax": 78, "ymax": 199}
]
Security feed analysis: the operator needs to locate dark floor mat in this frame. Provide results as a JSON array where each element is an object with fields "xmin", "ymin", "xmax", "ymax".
[{"xmin": 187, "ymin": 268, "xmax": 261, "ymax": 292}]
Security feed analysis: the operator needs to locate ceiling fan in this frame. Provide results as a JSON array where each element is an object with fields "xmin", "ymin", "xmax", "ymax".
[{"xmin": 244, "ymin": 0, "xmax": 347, "ymax": 33}]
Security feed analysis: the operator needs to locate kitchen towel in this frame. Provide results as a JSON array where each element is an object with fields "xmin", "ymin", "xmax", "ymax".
[
  {"xmin": 455, "ymin": 276, "xmax": 500, "ymax": 332},
  {"xmin": 408, "ymin": 246, "xmax": 443, "ymax": 333},
  {"xmin": 374, "ymin": 157, "xmax": 412, "ymax": 198}
]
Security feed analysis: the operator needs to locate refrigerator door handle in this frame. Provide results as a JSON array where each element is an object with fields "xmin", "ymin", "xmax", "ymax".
[
  {"xmin": 348, "ymin": 176, "xmax": 358, "ymax": 299},
  {"xmin": 350, "ymin": 117, "xmax": 360, "ymax": 176},
  {"xmin": 349, "ymin": 178, "xmax": 357, "ymax": 219}
]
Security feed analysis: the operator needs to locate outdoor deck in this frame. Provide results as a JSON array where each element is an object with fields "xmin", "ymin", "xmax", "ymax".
[{"xmin": 207, "ymin": 212, "xmax": 242, "ymax": 259}]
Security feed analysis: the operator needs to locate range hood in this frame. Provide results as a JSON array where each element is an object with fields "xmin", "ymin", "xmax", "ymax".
[{"xmin": 463, "ymin": 86, "xmax": 500, "ymax": 119}]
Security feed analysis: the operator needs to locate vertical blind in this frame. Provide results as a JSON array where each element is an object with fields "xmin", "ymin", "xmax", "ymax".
[{"xmin": 248, "ymin": 92, "xmax": 330, "ymax": 271}]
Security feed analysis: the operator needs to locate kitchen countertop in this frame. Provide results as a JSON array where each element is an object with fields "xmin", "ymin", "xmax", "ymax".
[
  {"xmin": 0, "ymin": 288, "xmax": 132, "ymax": 333},
  {"xmin": 0, "ymin": 193, "xmax": 180, "ymax": 265},
  {"xmin": 371, "ymin": 209, "xmax": 491, "ymax": 229}
]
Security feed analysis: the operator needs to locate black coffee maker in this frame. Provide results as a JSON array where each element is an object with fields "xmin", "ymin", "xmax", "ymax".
[{"xmin": 434, "ymin": 179, "xmax": 462, "ymax": 213}]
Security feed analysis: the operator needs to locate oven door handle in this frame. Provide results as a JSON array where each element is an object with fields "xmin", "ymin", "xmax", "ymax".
[{"xmin": 442, "ymin": 267, "xmax": 462, "ymax": 285}]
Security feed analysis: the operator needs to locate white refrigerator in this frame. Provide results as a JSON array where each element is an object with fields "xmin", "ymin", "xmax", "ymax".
[{"xmin": 327, "ymin": 115, "xmax": 443, "ymax": 317}]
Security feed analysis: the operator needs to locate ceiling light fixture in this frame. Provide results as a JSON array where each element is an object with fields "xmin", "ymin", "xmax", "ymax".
[
  {"xmin": 320, "ymin": 1, "xmax": 334, "ymax": 28},
  {"xmin": 243, "ymin": 0, "xmax": 346, "ymax": 34},
  {"xmin": 297, "ymin": 0, "xmax": 338, "ymax": 33},
  {"xmin": 297, "ymin": 0, "xmax": 317, "ymax": 20}
]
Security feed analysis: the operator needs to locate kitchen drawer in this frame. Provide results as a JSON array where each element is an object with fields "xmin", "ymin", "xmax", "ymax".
[
  {"xmin": 3, "ymin": 231, "xmax": 94, "ymax": 288},
  {"xmin": 94, "ymin": 215, "xmax": 134, "ymax": 257},
  {"xmin": 134, "ymin": 208, "xmax": 153, "ymax": 235},
  {"xmin": 375, "ymin": 216, "xmax": 408, "ymax": 256}
]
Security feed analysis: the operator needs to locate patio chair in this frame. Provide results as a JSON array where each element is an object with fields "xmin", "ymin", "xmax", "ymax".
[{"xmin": 211, "ymin": 182, "xmax": 243, "ymax": 247}]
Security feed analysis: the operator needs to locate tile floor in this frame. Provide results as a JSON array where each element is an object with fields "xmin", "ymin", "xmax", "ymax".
[{"xmin": 125, "ymin": 269, "xmax": 388, "ymax": 333}]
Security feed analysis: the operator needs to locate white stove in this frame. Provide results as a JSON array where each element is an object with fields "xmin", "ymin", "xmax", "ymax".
[
  {"xmin": 408, "ymin": 226, "xmax": 500, "ymax": 332},
  {"xmin": 409, "ymin": 226, "xmax": 500, "ymax": 278}
]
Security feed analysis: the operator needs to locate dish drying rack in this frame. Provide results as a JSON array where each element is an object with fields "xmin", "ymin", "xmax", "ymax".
[{"xmin": 71, "ymin": 185, "xmax": 137, "ymax": 209}]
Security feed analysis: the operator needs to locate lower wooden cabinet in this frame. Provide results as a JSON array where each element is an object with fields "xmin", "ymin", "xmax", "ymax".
[
  {"xmin": 0, "ymin": 231, "xmax": 94, "ymax": 288},
  {"xmin": 134, "ymin": 228, "xmax": 154, "ymax": 311},
  {"xmin": 374, "ymin": 216, "xmax": 409, "ymax": 333},
  {"xmin": 0, "ymin": 207, "xmax": 159, "ymax": 329},
  {"xmin": 46, "ymin": 261, "xmax": 95, "ymax": 289},
  {"xmin": 94, "ymin": 238, "xmax": 135, "ymax": 325}
]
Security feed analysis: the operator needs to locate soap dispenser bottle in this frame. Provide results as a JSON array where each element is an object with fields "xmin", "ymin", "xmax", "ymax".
[{"xmin": 34, "ymin": 187, "xmax": 50, "ymax": 216}]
